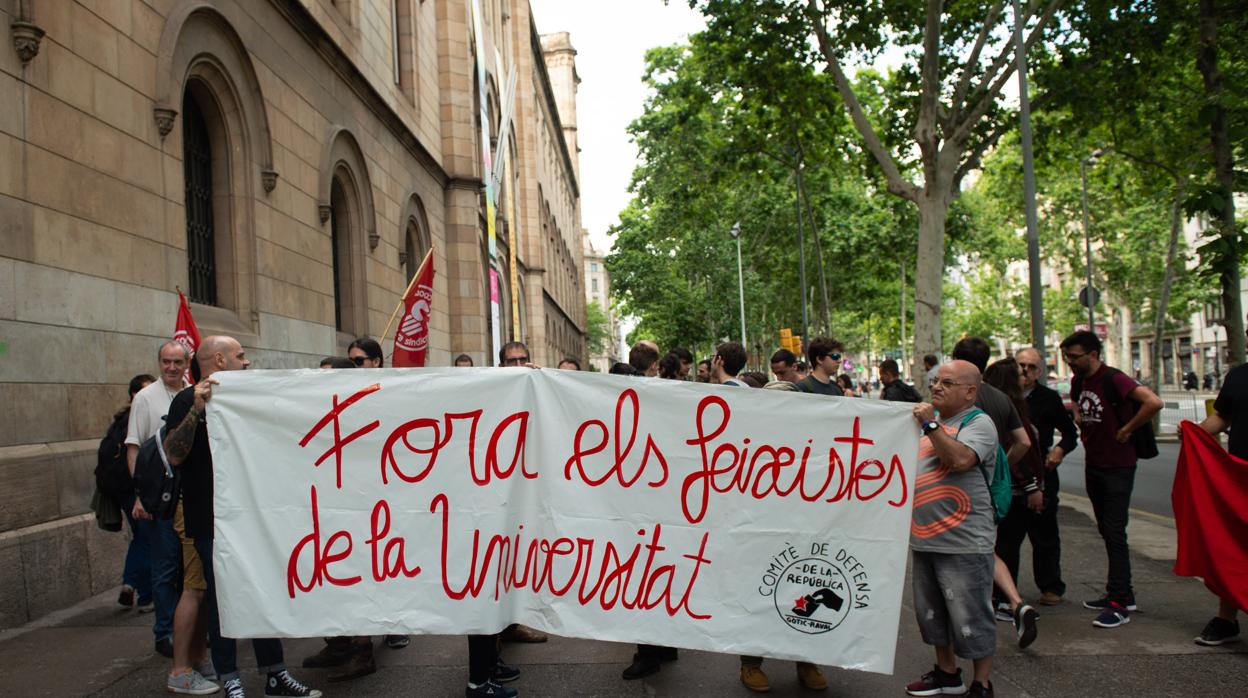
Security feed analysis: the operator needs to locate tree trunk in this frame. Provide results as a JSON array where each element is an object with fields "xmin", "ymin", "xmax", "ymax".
[
  {"xmin": 1150, "ymin": 184, "xmax": 1185, "ymax": 392},
  {"xmin": 912, "ymin": 191, "xmax": 949, "ymax": 393},
  {"xmin": 1198, "ymin": 0, "xmax": 1245, "ymax": 365},
  {"xmin": 801, "ymin": 180, "xmax": 832, "ymax": 334}
]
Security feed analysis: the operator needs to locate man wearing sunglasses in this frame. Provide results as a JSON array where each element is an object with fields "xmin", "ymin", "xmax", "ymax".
[
  {"xmin": 796, "ymin": 337, "xmax": 846, "ymax": 396},
  {"xmin": 1014, "ymin": 347, "xmax": 1079, "ymax": 607}
]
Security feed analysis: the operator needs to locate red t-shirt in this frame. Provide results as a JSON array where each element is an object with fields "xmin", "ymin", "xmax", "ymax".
[{"xmin": 1076, "ymin": 364, "xmax": 1140, "ymax": 468}]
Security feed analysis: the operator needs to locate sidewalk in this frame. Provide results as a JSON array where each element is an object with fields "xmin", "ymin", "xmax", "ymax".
[{"xmin": 0, "ymin": 504, "xmax": 1242, "ymax": 697}]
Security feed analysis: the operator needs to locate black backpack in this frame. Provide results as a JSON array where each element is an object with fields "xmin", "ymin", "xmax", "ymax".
[
  {"xmin": 1071, "ymin": 367, "xmax": 1159, "ymax": 460},
  {"xmin": 133, "ymin": 425, "xmax": 180, "ymax": 519},
  {"xmin": 95, "ymin": 408, "xmax": 134, "ymax": 504}
]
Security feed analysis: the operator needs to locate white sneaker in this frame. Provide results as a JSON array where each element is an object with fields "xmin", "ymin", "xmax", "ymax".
[{"xmin": 167, "ymin": 670, "xmax": 220, "ymax": 695}]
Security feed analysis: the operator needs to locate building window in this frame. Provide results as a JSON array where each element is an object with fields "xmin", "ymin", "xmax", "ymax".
[
  {"xmin": 590, "ymin": 262, "xmax": 598, "ymax": 272},
  {"xmin": 182, "ymin": 91, "xmax": 217, "ymax": 306},
  {"xmin": 591, "ymin": 278, "xmax": 598, "ymax": 292},
  {"xmin": 330, "ymin": 180, "xmax": 348, "ymax": 331}
]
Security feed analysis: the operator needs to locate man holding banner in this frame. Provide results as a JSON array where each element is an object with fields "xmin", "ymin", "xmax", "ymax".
[
  {"xmin": 907, "ymin": 361, "xmax": 1000, "ymax": 698},
  {"xmin": 163, "ymin": 337, "xmax": 321, "ymax": 698}
]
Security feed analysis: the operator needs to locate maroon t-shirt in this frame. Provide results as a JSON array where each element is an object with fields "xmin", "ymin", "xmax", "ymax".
[{"xmin": 1075, "ymin": 364, "xmax": 1140, "ymax": 468}]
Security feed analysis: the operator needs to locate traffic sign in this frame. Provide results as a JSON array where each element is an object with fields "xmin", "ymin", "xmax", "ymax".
[{"xmin": 1078, "ymin": 285, "xmax": 1100, "ymax": 308}]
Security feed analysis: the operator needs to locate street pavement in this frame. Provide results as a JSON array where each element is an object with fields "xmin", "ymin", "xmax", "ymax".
[{"xmin": 1, "ymin": 500, "xmax": 1244, "ymax": 697}]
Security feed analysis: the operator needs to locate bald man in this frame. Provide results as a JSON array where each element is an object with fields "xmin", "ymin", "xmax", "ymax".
[
  {"xmin": 163, "ymin": 337, "xmax": 322, "ymax": 698},
  {"xmin": 906, "ymin": 360, "xmax": 1000, "ymax": 698}
]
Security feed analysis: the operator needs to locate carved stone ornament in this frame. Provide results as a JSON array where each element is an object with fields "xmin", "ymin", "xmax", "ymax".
[
  {"xmin": 260, "ymin": 168, "xmax": 279, "ymax": 193},
  {"xmin": 368, "ymin": 229, "xmax": 379, "ymax": 250},
  {"xmin": 318, "ymin": 203, "xmax": 332, "ymax": 224},
  {"xmin": 11, "ymin": 20, "xmax": 44, "ymax": 65},
  {"xmin": 153, "ymin": 107, "xmax": 178, "ymax": 139},
  {"xmin": 398, "ymin": 250, "xmax": 409, "ymax": 266}
]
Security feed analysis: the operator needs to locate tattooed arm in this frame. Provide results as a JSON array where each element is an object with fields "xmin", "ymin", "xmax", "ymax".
[{"xmin": 164, "ymin": 378, "xmax": 215, "ymax": 466}]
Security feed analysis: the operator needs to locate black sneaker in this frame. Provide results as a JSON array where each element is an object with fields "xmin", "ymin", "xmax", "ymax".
[
  {"xmin": 1195, "ymin": 616, "xmax": 1240, "ymax": 646},
  {"xmin": 1092, "ymin": 602, "xmax": 1130, "ymax": 628},
  {"xmin": 905, "ymin": 665, "xmax": 966, "ymax": 696},
  {"xmin": 385, "ymin": 634, "xmax": 410, "ymax": 649},
  {"xmin": 1084, "ymin": 596, "xmax": 1137, "ymax": 612},
  {"xmin": 492, "ymin": 658, "xmax": 521, "ymax": 683},
  {"xmin": 265, "ymin": 670, "xmax": 322, "ymax": 697},
  {"xmin": 155, "ymin": 637, "xmax": 174, "ymax": 658},
  {"xmin": 993, "ymin": 602, "xmax": 1012, "ymax": 623},
  {"xmin": 1014, "ymin": 604, "xmax": 1039, "ymax": 649},
  {"xmin": 117, "ymin": 584, "xmax": 135, "ymax": 608},
  {"xmin": 621, "ymin": 652, "xmax": 662, "ymax": 680},
  {"xmin": 466, "ymin": 681, "xmax": 518, "ymax": 698},
  {"xmin": 968, "ymin": 680, "xmax": 994, "ymax": 698},
  {"xmin": 224, "ymin": 677, "xmax": 246, "ymax": 698}
]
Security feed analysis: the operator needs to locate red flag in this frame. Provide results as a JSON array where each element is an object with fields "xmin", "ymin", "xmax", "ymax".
[
  {"xmin": 391, "ymin": 251, "xmax": 434, "ymax": 368},
  {"xmin": 1174, "ymin": 421, "xmax": 1248, "ymax": 612},
  {"xmin": 174, "ymin": 289, "xmax": 201, "ymax": 383}
]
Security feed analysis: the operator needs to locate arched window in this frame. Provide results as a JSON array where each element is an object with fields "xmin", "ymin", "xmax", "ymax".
[
  {"xmin": 182, "ymin": 90, "xmax": 216, "ymax": 305},
  {"xmin": 330, "ymin": 179, "xmax": 348, "ymax": 331}
]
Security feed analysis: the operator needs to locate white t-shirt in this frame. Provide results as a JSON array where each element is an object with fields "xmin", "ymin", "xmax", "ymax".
[{"xmin": 125, "ymin": 379, "xmax": 186, "ymax": 446}]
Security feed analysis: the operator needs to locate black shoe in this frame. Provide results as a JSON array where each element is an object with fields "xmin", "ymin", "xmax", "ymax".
[
  {"xmin": 1195, "ymin": 616, "xmax": 1241, "ymax": 646},
  {"xmin": 466, "ymin": 681, "xmax": 517, "ymax": 698},
  {"xmin": 117, "ymin": 584, "xmax": 135, "ymax": 608},
  {"xmin": 1014, "ymin": 604, "xmax": 1039, "ymax": 649},
  {"xmin": 1084, "ymin": 595, "xmax": 1137, "ymax": 612},
  {"xmin": 492, "ymin": 659, "xmax": 521, "ymax": 683},
  {"xmin": 968, "ymin": 680, "xmax": 994, "ymax": 698},
  {"xmin": 327, "ymin": 646, "xmax": 376, "ymax": 682},
  {"xmin": 657, "ymin": 646, "xmax": 678, "ymax": 662},
  {"xmin": 155, "ymin": 637, "xmax": 174, "ymax": 658},
  {"xmin": 301, "ymin": 641, "xmax": 352, "ymax": 668},
  {"xmin": 266, "ymin": 670, "xmax": 322, "ymax": 697},
  {"xmin": 385, "ymin": 634, "xmax": 410, "ymax": 649},
  {"xmin": 621, "ymin": 652, "xmax": 662, "ymax": 680}
]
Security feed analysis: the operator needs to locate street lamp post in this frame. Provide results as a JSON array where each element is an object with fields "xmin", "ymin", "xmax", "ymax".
[
  {"xmin": 1079, "ymin": 149, "xmax": 1105, "ymax": 328},
  {"xmin": 731, "ymin": 222, "xmax": 746, "ymax": 345}
]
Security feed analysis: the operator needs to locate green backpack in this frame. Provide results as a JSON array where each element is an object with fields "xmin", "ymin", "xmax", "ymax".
[{"xmin": 956, "ymin": 408, "xmax": 1012, "ymax": 524}]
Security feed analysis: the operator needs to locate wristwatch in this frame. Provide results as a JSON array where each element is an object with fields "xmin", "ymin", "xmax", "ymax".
[{"xmin": 921, "ymin": 420, "xmax": 940, "ymax": 435}]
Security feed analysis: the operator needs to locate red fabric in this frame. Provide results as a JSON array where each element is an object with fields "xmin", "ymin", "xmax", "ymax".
[
  {"xmin": 1174, "ymin": 421, "xmax": 1248, "ymax": 611},
  {"xmin": 391, "ymin": 251, "xmax": 434, "ymax": 368},
  {"xmin": 174, "ymin": 289, "xmax": 200, "ymax": 383}
]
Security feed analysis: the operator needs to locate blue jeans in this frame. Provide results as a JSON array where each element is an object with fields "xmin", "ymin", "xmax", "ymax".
[
  {"xmin": 194, "ymin": 537, "xmax": 285, "ymax": 682},
  {"xmin": 150, "ymin": 518, "xmax": 181, "ymax": 641},
  {"xmin": 121, "ymin": 496, "xmax": 152, "ymax": 604}
]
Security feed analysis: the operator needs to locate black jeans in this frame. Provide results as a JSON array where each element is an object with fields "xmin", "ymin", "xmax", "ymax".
[
  {"xmin": 995, "ymin": 468, "xmax": 1065, "ymax": 596},
  {"xmin": 1085, "ymin": 466, "xmax": 1136, "ymax": 604},
  {"xmin": 467, "ymin": 634, "xmax": 498, "ymax": 685},
  {"xmin": 195, "ymin": 538, "xmax": 285, "ymax": 682}
]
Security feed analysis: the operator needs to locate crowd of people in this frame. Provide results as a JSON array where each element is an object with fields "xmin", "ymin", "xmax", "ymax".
[{"xmin": 94, "ymin": 328, "xmax": 1243, "ymax": 698}]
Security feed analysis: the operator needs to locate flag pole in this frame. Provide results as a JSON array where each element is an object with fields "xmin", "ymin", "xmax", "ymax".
[{"xmin": 381, "ymin": 248, "xmax": 433, "ymax": 348}]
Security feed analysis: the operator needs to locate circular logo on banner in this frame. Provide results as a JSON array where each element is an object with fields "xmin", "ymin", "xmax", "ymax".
[
  {"xmin": 395, "ymin": 286, "xmax": 434, "ymax": 353},
  {"xmin": 760, "ymin": 545, "xmax": 871, "ymax": 635}
]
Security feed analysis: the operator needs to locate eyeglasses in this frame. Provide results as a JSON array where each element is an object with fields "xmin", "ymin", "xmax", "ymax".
[
  {"xmin": 350, "ymin": 356, "xmax": 368, "ymax": 366},
  {"xmin": 502, "ymin": 356, "xmax": 530, "ymax": 366},
  {"xmin": 929, "ymin": 378, "xmax": 967, "ymax": 389},
  {"xmin": 1062, "ymin": 351, "xmax": 1087, "ymax": 361},
  {"xmin": 831, "ymin": 353, "xmax": 842, "ymax": 361},
  {"xmin": 1018, "ymin": 362, "xmax": 1040, "ymax": 372}
]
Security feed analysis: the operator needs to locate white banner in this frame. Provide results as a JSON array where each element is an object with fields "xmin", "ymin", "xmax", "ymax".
[{"xmin": 206, "ymin": 368, "xmax": 919, "ymax": 673}]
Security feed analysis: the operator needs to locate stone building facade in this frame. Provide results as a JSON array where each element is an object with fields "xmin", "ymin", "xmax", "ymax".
[
  {"xmin": 583, "ymin": 236, "xmax": 621, "ymax": 372},
  {"xmin": 0, "ymin": 0, "xmax": 584, "ymax": 627}
]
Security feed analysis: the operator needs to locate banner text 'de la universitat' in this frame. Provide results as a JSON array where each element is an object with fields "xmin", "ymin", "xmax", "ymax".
[{"xmin": 206, "ymin": 368, "xmax": 920, "ymax": 673}]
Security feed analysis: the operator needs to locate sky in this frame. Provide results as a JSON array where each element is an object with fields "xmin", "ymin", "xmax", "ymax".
[{"xmin": 529, "ymin": 0, "xmax": 709, "ymax": 252}]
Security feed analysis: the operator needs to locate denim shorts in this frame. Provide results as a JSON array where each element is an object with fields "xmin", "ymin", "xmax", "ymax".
[{"xmin": 911, "ymin": 550, "xmax": 996, "ymax": 660}]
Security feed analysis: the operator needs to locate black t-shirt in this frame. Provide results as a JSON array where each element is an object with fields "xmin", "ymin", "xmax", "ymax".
[
  {"xmin": 975, "ymin": 382, "xmax": 1022, "ymax": 448},
  {"xmin": 881, "ymin": 380, "xmax": 922, "ymax": 403},
  {"xmin": 167, "ymin": 386, "xmax": 215, "ymax": 539},
  {"xmin": 796, "ymin": 375, "xmax": 844, "ymax": 397},
  {"xmin": 1214, "ymin": 363, "xmax": 1248, "ymax": 459}
]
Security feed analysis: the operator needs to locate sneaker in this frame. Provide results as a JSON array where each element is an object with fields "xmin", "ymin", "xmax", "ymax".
[
  {"xmin": 492, "ymin": 659, "xmax": 521, "ymax": 683},
  {"xmin": 796, "ymin": 661, "xmax": 827, "ymax": 691},
  {"xmin": 968, "ymin": 680, "xmax": 994, "ymax": 698},
  {"xmin": 465, "ymin": 681, "xmax": 518, "ymax": 698},
  {"xmin": 155, "ymin": 637, "xmax": 174, "ymax": 658},
  {"xmin": 740, "ymin": 665, "xmax": 770, "ymax": 692},
  {"xmin": 167, "ymin": 670, "xmax": 221, "ymax": 695},
  {"xmin": 905, "ymin": 665, "xmax": 967, "ymax": 696},
  {"xmin": 117, "ymin": 584, "xmax": 135, "ymax": 608},
  {"xmin": 385, "ymin": 634, "xmax": 410, "ymax": 649},
  {"xmin": 223, "ymin": 678, "xmax": 245, "ymax": 698},
  {"xmin": 194, "ymin": 658, "xmax": 218, "ymax": 681},
  {"xmin": 1014, "ymin": 604, "xmax": 1039, "ymax": 649},
  {"xmin": 265, "ymin": 670, "xmax": 322, "ymax": 697},
  {"xmin": 138, "ymin": 600, "xmax": 155, "ymax": 614},
  {"xmin": 1195, "ymin": 616, "xmax": 1241, "ymax": 646},
  {"xmin": 1092, "ymin": 602, "xmax": 1130, "ymax": 628},
  {"xmin": 1084, "ymin": 596, "xmax": 1137, "ymax": 612},
  {"xmin": 993, "ymin": 602, "xmax": 1012, "ymax": 623}
]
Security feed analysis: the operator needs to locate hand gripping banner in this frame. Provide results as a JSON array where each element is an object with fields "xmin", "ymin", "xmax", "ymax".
[{"xmin": 206, "ymin": 368, "xmax": 920, "ymax": 673}]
